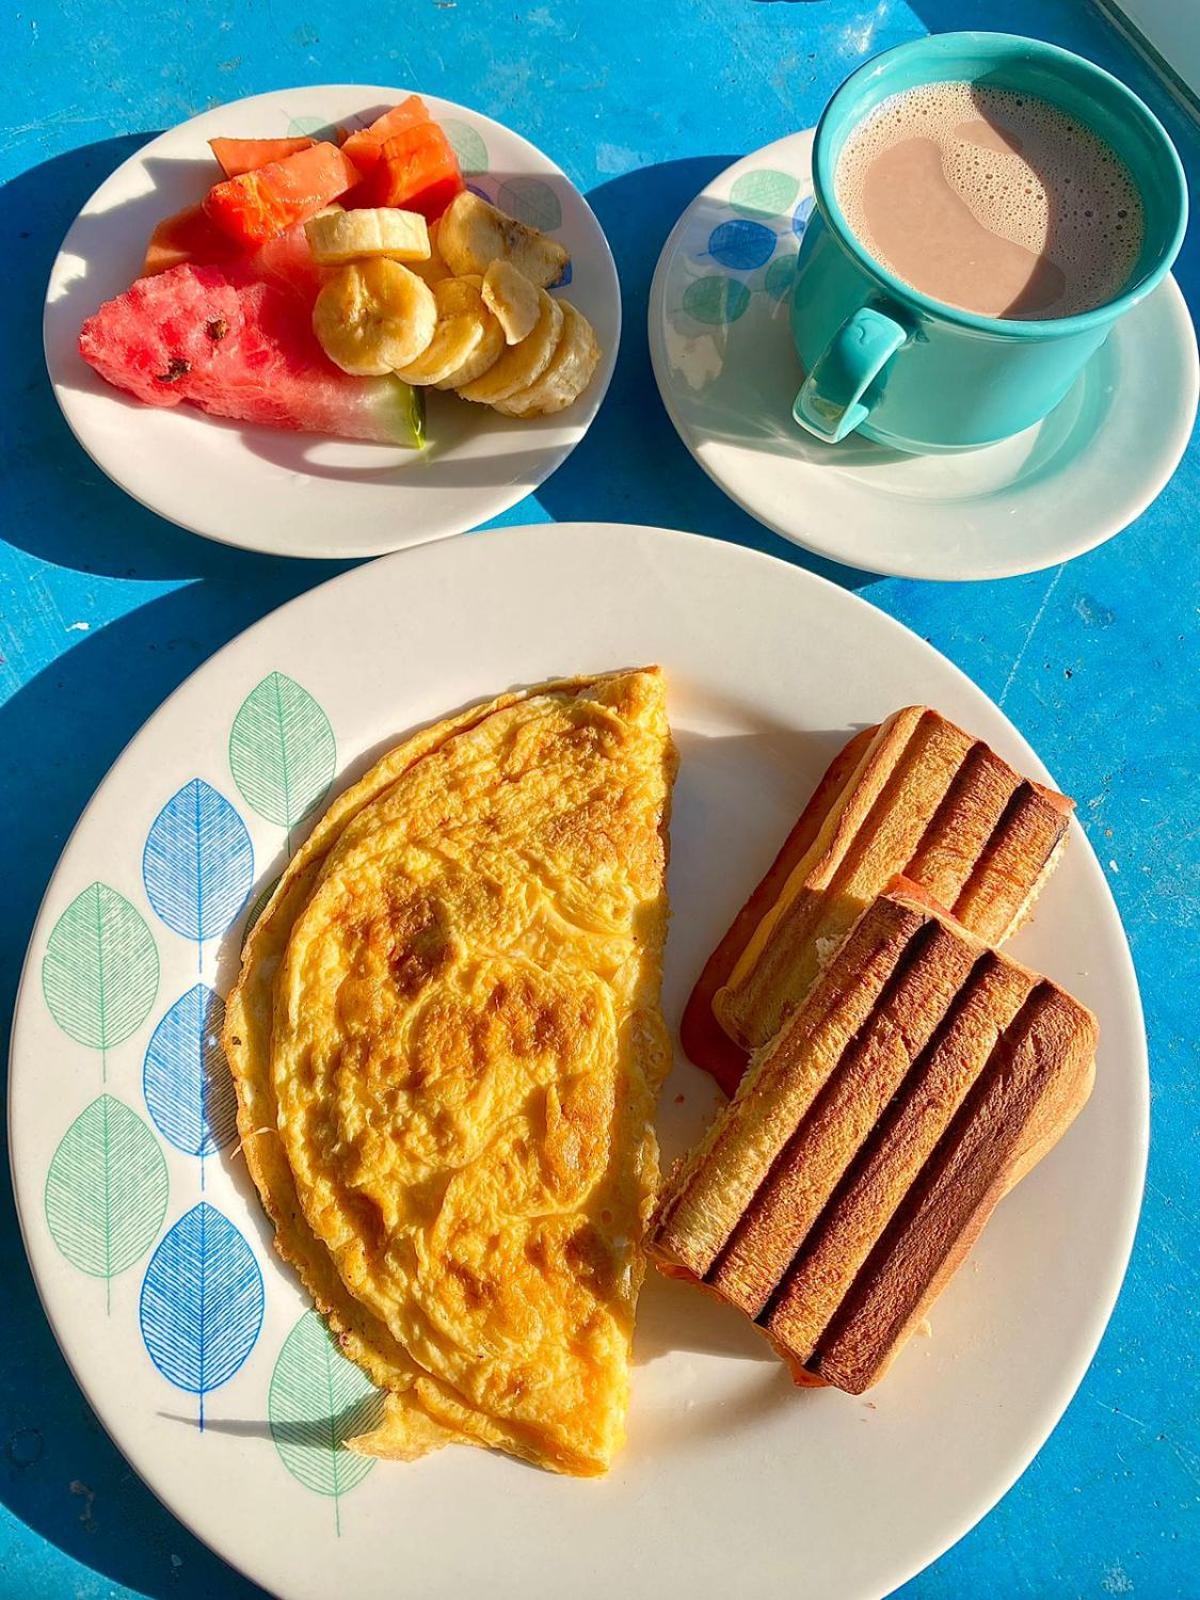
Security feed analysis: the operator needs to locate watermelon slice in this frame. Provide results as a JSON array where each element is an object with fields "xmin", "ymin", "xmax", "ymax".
[
  {"xmin": 251, "ymin": 219, "xmax": 328, "ymax": 303},
  {"xmin": 79, "ymin": 263, "xmax": 423, "ymax": 446}
]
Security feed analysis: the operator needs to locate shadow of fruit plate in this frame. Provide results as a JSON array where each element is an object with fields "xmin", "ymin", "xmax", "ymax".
[
  {"xmin": 43, "ymin": 86, "xmax": 619, "ymax": 558},
  {"xmin": 9, "ymin": 524, "xmax": 1146, "ymax": 1600}
]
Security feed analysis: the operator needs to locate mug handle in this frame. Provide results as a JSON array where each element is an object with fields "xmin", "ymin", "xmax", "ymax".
[{"xmin": 793, "ymin": 306, "xmax": 908, "ymax": 443}]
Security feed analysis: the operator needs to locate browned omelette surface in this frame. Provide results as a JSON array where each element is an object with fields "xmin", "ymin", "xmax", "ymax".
[{"xmin": 224, "ymin": 669, "xmax": 676, "ymax": 1475}]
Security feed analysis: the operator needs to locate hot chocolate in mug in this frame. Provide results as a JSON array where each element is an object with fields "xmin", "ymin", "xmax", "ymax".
[{"xmin": 791, "ymin": 33, "xmax": 1187, "ymax": 452}]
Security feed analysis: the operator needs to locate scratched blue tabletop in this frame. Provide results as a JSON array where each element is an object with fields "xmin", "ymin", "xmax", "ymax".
[{"xmin": 2, "ymin": 1, "xmax": 1196, "ymax": 1596}]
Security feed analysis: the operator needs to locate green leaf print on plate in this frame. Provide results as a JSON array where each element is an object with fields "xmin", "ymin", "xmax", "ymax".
[
  {"xmin": 682, "ymin": 274, "xmax": 751, "ymax": 326},
  {"xmin": 269, "ymin": 1310, "xmax": 386, "ymax": 1532},
  {"xmin": 44, "ymin": 1094, "xmax": 169, "ymax": 1313},
  {"xmin": 286, "ymin": 114, "xmax": 335, "ymax": 139},
  {"xmin": 441, "ymin": 118, "xmax": 488, "ymax": 175},
  {"xmin": 242, "ymin": 875, "xmax": 282, "ymax": 945},
  {"xmin": 764, "ymin": 253, "xmax": 799, "ymax": 300},
  {"xmin": 729, "ymin": 168, "xmax": 800, "ymax": 220},
  {"xmin": 42, "ymin": 883, "xmax": 159, "ymax": 1075},
  {"xmin": 496, "ymin": 175, "xmax": 562, "ymax": 232},
  {"xmin": 229, "ymin": 673, "xmax": 336, "ymax": 848}
]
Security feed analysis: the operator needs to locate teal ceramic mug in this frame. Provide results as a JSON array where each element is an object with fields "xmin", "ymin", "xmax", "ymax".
[{"xmin": 790, "ymin": 32, "xmax": 1188, "ymax": 452}]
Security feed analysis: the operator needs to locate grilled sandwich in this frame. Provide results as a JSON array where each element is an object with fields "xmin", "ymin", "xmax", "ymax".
[
  {"xmin": 682, "ymin": 707, "xmax": 1073, "ymax": 1093},
  {"xmin": 649, "ymin": 881, "xmax": 1096, "ymax": 1394}
]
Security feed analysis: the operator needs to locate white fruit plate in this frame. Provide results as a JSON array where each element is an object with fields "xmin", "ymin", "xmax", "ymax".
[
  {"xmin": 10, "ymin": 525, "xmax": 1145, "ymax": 1600},
  {"xmin": 44, "ymin": 86, "xmax": 619, "ymax": 558}
]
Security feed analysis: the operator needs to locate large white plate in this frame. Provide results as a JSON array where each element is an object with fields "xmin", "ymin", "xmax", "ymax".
[
  {"xmin": 648, "ymin": 132, "xmax": 1198, "ymax": 580},
  {"xmin": 9, "ymin": 524, "xmax": 1145, "ymax": 1600},
  {"xmin": 44, "ymin": 87, "xmax": 619, "ymax": 558}
]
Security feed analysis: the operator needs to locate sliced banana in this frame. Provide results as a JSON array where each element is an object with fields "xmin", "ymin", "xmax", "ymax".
[
  {"xmin": 482, "ymin": 259, "xmax": 540, "ymax": 345},
  {"xmin": 456, "ymin": 289, "xmax": 565, "ymax": 404},
  {"xmin": 438, "ymin": 190, "xmax": 569, "ymax": 288},
  {"xmin": 304, "ymin": 206, "xmax": 430, "ymax": 265},
  {"xmin": 393, "ymin": 278, "xmax": 490, "ymax": 386},
  {"xmin": 394, "ymin": 318, "xmax": 482, "ymax": 387},
  {"xmin": 407, "ymin": 222, "xmax": 452, "ymax": 286},
  {"xmin": 312, "ymin": 259, "xmax": 437, "ymax": 376},
  {"xmin": 426, "ymin": 277, "xmax": 507, "ymax": 390},
  {"xmin": 493, "ymin": 300, "xmax": 601, "ymax": 417}
]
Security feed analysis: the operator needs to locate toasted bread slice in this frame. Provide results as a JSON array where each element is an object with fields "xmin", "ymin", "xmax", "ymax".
[
  {"xmin": 696, "ymin": 708, "xmax": 1071, "ymax": 1080},
  {"xmin": 647, "ymin": 882, "xmax": 1096, "ymax": 1394},
  {"xmin": 709, "ymin": 912, "xmax": 979, "ymax": 1318},
  {"xmin": 680, "ymin": 727, "xmax": 876, "ymax": 1096},
  {"xmin": 764, "ymin": 949, "xmax": 1035, "ymax": 1367},
  {"xmin": 652, "ymin": 891, "xmax": 929, "ymax": 1279}
]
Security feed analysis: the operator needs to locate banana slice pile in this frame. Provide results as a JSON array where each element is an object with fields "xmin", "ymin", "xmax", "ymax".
[{"xmin": 308, "ymin": 191, "xmax": 600, "ymax": 420}]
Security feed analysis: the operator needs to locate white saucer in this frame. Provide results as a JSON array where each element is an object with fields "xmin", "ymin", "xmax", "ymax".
[{"xmin": 648, "ymin": 131, "xmax": 1198, "ymax": 581}]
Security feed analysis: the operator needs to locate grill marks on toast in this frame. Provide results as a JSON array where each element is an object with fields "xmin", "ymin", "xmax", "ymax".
[
  {"xmin": 708, "ymin": 916, "xmax": 976, "ymax": 1318},
  {"xmin": 904, "ymin": 743, "xmax": 1020, "ymax": 910},
  {"xmin": 951, "ymin": 780, "xmax": 1071, "ymax": 944},
  {"xmin": 708, "ymin": 709, "xmax": 1072, "ymax": 1065},
  {"xmin": 807, "ymin": 984, "xmax": 1096, "ymax": 1393},
  {"xmin": 648, "ymin": 887, "xmax": 1097, "ymax": 1393},
  {"xmin": 650, "ymin": 896, "xmax": 926, "ymax": 1278},
  {"xmin": 762, "ymin": 951, "xmax": 1034, "ymax": 1368},
  {"xmin": 715, "ymin": 709, "xmax": 970, "ymax": 1049}
]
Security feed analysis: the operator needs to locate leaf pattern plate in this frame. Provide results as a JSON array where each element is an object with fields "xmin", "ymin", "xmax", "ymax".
[{"xmin": 8, "ymin": 523, "xmax": 1147, "ymax": 1600}]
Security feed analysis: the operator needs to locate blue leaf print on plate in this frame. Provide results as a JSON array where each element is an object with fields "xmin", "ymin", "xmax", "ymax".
[
  {"xmin": 140, "ymin": 1202, "xmax": 264, "ymax": 1429},
  {"xmin": 706, "ymin": 218, "xmax": 775, "ymax": 271},
  {"xmin": 144, "ymin": 986, "xmax": 238, "ymax": 1187},
  {"xmin": 143, "ymin": 780, "xmax": 253, "ymax": 967}
]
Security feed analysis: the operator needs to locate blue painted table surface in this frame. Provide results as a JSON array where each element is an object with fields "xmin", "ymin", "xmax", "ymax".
[{"xmin": 2, "ymin": 1, "xmax": 1196, "ymax": 1596}]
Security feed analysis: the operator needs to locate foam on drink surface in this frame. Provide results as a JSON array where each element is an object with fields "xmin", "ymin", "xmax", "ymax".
[{"xmin": 835, "ymin": 82, "xmax": 1144, "ymax": 319}]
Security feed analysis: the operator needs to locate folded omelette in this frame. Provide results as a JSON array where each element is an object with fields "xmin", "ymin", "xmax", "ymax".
[{"xmin": 224, "ymin": 668, "xmax": 676, "ymax": 1475}]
